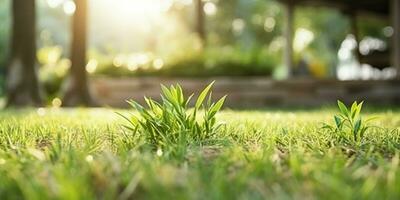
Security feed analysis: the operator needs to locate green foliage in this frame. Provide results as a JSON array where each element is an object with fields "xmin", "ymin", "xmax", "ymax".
[
  {"xmin": 37, "ymin": 46, "xmax": 71, "ymax": 99},
  {"xmin": 324, "ymin": 100, "xmax": 374, "ymax": 144},
  {"xmin": 120, "ymin": 82, "xmax": 226, "ymax": 156},
  {"xmin": 94, "ymin": 47, "xmax": 277, "ymax": 77}
]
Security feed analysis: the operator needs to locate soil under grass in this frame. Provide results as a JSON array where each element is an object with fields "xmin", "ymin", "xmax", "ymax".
[{"xmin": 0, "ymin": 108, "xmax": 400, "ymax": 199}]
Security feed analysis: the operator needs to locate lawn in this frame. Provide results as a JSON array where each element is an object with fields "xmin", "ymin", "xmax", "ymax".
[{"xmin": 0, "ymin": 107, "xmax": 400, "ymax": 200}]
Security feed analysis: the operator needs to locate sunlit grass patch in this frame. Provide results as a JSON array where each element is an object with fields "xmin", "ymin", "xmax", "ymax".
[
  {"xmin": 0, "ymin": 107, "xmax": 399, "ymax": 199},
  {"xmin": 118, "ymin": 82, "xmax": 226, "ymax": 158}
]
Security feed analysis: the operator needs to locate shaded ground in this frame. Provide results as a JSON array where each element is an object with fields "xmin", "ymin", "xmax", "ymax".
[{"xmin": 0, "ymin": 108, "xmax": 400, "ymax": 199}]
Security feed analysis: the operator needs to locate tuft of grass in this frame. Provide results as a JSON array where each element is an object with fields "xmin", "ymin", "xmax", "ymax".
[
  {"xmin": 119, "ymin": 81, "xmax": 226, "ymax": 156},
  {"xmin": 324, "ymin": 100, "xmax": 375, "ymax": 145}
]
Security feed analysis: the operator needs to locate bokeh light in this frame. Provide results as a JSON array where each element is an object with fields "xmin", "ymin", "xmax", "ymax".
[
  {"xmin": 204, "ymin": 2, "xmax": 217, "ymax": 16},
  {"xmin": 63, "ymin": 0, "xmax": 76, "ymax": 15},
  {"xmin": 86, "ymin": 59, "xmax": 98, "ymax": 73}
]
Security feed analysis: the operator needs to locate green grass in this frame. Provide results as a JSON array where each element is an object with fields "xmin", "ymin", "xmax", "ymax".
[
  {"xmin": 0, "ymin": 107, "xmax": 400, "ymax": 199},
  {"xmin": 120, "ymin": 82, "xmax": 226, "ymax": 158}
]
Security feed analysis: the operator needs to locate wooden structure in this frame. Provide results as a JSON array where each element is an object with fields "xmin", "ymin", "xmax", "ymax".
[
  {"xmin": 92, "ymin": 77, "xmax": 400, "ymax": 108},
  {"xmin": 278, "ymin": 0, "xmax": 400, "ymax": 79}
]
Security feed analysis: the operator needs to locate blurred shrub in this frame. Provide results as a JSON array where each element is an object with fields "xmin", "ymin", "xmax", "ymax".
[
  {"xmin": 37, "ymin": 46, "xmax": 70, "ymax": 98},
  {"xmin": 94, "ymin": 46, "xmax": 278, "ymax": 77}
]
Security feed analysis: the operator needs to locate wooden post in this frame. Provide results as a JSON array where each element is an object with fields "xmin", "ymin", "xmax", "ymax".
[
  {"xmin": 350, "ymin": 12, "xmax": 361, "ymax": 63},
  {"xmin": 392, "ymin": 0, "xmax": 400, "ymax": 79},
  {"xmin": 283, "ymin": 2, "xmax": 294, "ymax": 78}
]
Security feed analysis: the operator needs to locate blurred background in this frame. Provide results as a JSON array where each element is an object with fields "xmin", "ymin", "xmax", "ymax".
[{"xmin": 0, "ymin": 0, "xmax": 399, "ymax": 108}]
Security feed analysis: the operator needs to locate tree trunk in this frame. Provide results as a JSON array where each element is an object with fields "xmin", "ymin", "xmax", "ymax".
[
  {"xmin": 6, "ymin": 0, "xmax": 43, "ymax": 107},
  {"xmin": 196, "ymin": 0, "xmax": 205, "ymax": 46},
  {"xmin": 283, "ymin": 2, "xmax": 294, "ymax": 78},
  {"xmin": 62, "ymin": 0, "xmax": 94, "ymax": 106}
]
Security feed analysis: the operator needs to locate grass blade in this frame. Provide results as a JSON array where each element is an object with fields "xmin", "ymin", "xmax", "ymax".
[{"xmin": 196, "ymin": 81, "xmax": 215, "ymax": 109}]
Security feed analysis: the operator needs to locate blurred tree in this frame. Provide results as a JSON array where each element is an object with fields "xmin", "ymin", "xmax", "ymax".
[
  {"xmin": 62, "ymin": 0, "xmax": 94, "ymax": 106},
  {"xmin": 6, "ymin": 0, "xmax": 43, "ymax": 107},
  {"xmin": 195, "ymin": 0, "xmax": 205, "ymax": 45}
]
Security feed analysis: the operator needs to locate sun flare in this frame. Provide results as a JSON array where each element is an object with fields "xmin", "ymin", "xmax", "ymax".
[{"xmin": 108, "ymin": 0, "xmax": 174, "ymax": 20}]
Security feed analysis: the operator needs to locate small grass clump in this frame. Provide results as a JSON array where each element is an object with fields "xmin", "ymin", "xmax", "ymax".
[
  {"xmin": 119, "ymin": 82, "xmax": 226, "ymax": 156},
  {"xmin": 324, "ymin": 101, "xmax": 375, "ymax": 146}
]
